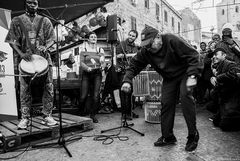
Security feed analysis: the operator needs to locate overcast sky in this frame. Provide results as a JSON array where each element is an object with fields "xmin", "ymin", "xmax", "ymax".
[{"xmin": 167, "ymin": 0, "xmax": 222, "ymax": 32}]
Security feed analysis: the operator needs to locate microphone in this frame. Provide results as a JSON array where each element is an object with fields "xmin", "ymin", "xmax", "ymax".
[{"xmin": 37, "ymin": 7, "xmax": 47, "ymax": 12}]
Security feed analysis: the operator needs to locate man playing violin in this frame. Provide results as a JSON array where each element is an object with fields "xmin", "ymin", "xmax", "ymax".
[{"xmin": 5, "ymin": 0, "xmax": 57, "ymax": 129}]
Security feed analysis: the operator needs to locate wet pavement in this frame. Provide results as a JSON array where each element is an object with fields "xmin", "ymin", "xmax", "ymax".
[{"xmin": 1, "ymin": 105, "xmax": 240, "ymax": 161}]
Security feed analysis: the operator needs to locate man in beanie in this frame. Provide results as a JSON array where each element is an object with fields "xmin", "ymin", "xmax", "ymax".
[
  {"xmin": 121, "ymin": 26, "xmax": 202, "ymax": 152},
  {"xmin": 215, "ymin": 26, "xmax": 240, "ymax": 63}
]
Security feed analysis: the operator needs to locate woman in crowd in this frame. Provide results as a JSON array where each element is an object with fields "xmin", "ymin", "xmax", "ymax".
[{"xmin": 79, "ymin": 31, "xmax": 105, "ymax": 123}]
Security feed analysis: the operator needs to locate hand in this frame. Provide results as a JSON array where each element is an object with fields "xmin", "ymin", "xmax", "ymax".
[
  {"xmin": 224, "ymin": 37, "xmax": 234, "ymax": 46},
  {"xmin": 121, "ymin": 82, "xmax": 131, "ymax": 93},
  {"xmin": 37, "ymin": 45, "xmax": 47, "ymax": 52},
  {"xmin": 186, "ymin": 76, "xmax": 197, "ymax": 92},
  {"xmin": 21, "ymin": 54, "xmax": 32, "ymax": 62},
  {"xmin": 210, "ymin": 77, "xmax": 217, "ymax": 86},
  {"xmin": 87, "ymin": 67, "xmax": 92, "ymax": 72},
  {"xmin": 117, "ymin": 53, "xmax": 124, "ymax": 59}
]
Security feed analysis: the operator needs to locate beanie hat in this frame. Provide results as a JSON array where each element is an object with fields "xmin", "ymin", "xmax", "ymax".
[{"xmin": 140, "ymin": 26, "xmax": 159, "ymax": 47}]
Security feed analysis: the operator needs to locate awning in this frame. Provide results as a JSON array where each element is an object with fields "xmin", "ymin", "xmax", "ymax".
[{"xmin": 0, "ymin": 0, "xmax": 113, "ymax": 23}]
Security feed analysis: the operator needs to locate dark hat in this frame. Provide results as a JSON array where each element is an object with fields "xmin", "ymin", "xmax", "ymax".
[
  {"xmin": 140, "ymin": 26, "xmax": 159, "ymax": 47},
  {"xmin": 222, "ymin": 28, "xmax": 232, "ymax": 34},
  {"xmin": 214, "ymin": 47, "xmax": 227, "ymax": 54}
]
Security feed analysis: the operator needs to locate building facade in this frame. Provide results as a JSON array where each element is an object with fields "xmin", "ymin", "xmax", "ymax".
[
  {"xmin": 216, "ymin": 0, "xmax": 240, "ymax": 40},
  {"xmin": 178, "ymin": 7, "xmax": 202, "ymax": 46},
  {"xmin": 104, "ymin": 0, "xmax": 182, "ymax": 44}
]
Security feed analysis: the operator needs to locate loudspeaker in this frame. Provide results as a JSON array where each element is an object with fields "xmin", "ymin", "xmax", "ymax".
[{"xmin": 107, "ymin": 14, "xmax": 118, "ymax": 42}]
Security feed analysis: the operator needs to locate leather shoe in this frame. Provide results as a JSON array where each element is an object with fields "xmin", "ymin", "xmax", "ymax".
[
  {"xmin": 154, "ymin": 135, "xmax": 177, "ymax": 147},
  {"xmin": 132, "ymin": 112, "xmax": 139, "ymax": 118},
  {"xmin": 185, "ymin": 130, "xmax": 199, "ymax": 152},
  {"xmin": 90, "ymin": 115, "xmax": 98, "ymax": 123}
]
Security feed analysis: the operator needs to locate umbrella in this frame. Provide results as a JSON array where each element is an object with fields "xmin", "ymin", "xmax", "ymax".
[
  {"xmin": 0, "ymin": 8, "xmax": 11, "ymax": 30},
  {"xmin": 0, "ymin": 0, "xmax": 113, "ymax": 24}
]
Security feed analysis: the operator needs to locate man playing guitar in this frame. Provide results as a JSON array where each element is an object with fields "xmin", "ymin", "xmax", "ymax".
[{"xmin": 115, "ymin": 29, "xmax": 140, "ymax": 120}]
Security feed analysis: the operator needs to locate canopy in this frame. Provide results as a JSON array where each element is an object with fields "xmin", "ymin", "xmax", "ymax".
[{"xmin": 0, "ymin": 0, "xmax": 113, "ymax": 23}]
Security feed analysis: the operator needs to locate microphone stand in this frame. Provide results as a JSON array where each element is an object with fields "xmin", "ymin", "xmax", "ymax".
[
  {"xmin": 100, "ymin": 42, "xmax": 144, "ymax": 136},
  {"xmin": 31, "ymin": 9, "xmax": 77, "ymax": 157}
]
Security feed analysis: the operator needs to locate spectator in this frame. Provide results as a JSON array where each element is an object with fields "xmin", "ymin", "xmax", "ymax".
[{"xmin": 211, "ymin": 48, "xmax": 240, "ymax": 131}]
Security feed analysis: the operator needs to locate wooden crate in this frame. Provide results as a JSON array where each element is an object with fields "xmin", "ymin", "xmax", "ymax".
[{"xmin": 0, "ymin": 113, "xmax": 93, "ymax": 152}]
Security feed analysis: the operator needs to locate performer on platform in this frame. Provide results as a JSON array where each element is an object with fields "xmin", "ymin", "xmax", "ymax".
[
  {"xmin": 115, "ymin": 29, "xmax": 139, "ymax": 119},
  {"xmin": 5, "ymin": 0, "xmax": 57, "ymax": 129},
  {"xmin": 79, "ymin": 31, "xmax": 105, "ymax": 123},
  {"xmin": 121, "ymin": 26, "xmax": 202, "ymax": 152}
]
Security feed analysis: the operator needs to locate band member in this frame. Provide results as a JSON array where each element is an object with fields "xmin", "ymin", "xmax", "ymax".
[
  {"xmin": 116, "ymin": 30, "xmax": 139, "ymax": 119},
  {"xmin": 121, "ymin": 26, "xmax": 202, "ymax": 152},
  {"xmin": 5, "ymin": 0, "xmax": 57, "ymax": 129},
  {"xmin": 79, "ymin": 31, "xmax": 105, "ymax": 123}
]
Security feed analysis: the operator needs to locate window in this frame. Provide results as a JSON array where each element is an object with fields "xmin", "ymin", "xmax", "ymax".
[
  {"xmin": 236, "ymin": 6, "xmax": 239, "ymax": 13},
  {"xmin": 178, "ymin": 22, "xmax": 180, "ymax": 33},
  {"xmin": 156, "ymin": 3, "xmax": 159, "ymax": 16},
  {"xmin": 172, "ymin": 17, "xmax": 174, "ymax": 28},
  {"xmin": 222, "ymin": 9, "xmax": 225, "ymax": 15},
  {"xmin": 164, "ymin": 10, "xmax": 168, "ymax": 23},
  {"xmin": 144, "ymin": 0, "xmax": 149, "ymax": 9},
  {"xmin": 156, "ymin": 3, "xmax": 160, "ymax": 21},
  {"xmin": 131, "ymin": 16, "xmax": 137, "ymax": 30}
]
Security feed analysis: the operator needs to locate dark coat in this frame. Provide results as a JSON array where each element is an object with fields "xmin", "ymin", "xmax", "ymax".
[
  {"xmin": 123, "ymin": 33, "xmax": 202, "ymax": 84},
  {"xmin": 213, "ymin": 60, "xmax": 240, "ymax": 131}
]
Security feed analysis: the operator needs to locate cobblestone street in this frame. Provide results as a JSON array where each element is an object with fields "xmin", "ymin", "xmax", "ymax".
[{"xmin": 1, "ymin": 106, "xmax": 240, "ymax": 161}]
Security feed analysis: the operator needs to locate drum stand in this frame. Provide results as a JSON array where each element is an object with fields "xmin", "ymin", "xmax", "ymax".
[{"xmin": 101, "ymin": 92, "xmax": 144, "ymax": 136}]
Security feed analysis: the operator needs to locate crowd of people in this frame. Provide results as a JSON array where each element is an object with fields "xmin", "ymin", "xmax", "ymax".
[
  {"xmin": 194, "ymin": 26, "xmax": 240, "ymax": 132},
  {"xmin": 2, "ymin": 0, "xmax": 240, "ymax": 153}
]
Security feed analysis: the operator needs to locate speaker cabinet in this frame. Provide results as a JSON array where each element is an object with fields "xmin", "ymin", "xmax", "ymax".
[{"xmin": 107, "ymin": 14, "xmax": 118, "ymax": 42}]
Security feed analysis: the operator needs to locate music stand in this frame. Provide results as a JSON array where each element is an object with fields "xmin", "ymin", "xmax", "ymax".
[
  {"xmin": 31, "ymin": 10, "xmax": 79, "ymax": 157},
  {"xmin": 100, "ymin": 43, "xmax": 144, "ymax": 136}
]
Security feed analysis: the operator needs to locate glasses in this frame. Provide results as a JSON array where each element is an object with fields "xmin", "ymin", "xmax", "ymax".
[{"xmin": 89, "ymin": 36, "xmax": 97, "ymax": 38}]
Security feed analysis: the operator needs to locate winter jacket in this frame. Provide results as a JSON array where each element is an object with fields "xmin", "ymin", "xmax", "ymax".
[{"xmin": 123, "ymin": 33, "xmax": 202, "ymax": 84}]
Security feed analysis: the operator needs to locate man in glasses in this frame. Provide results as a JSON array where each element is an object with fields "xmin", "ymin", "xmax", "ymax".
[
  {"xmin": 121, "ymin": 26, "xmax": 202, "ymax": 152},
  {"xmin": 5, "ymin": 0, "xmax": 57, "ymax": 129}
]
